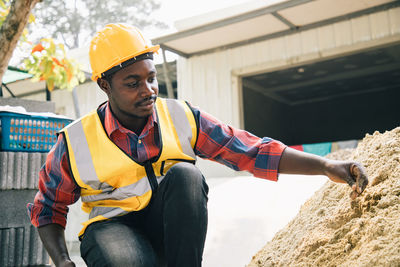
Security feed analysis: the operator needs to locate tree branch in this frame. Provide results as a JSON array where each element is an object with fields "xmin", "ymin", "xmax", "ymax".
[{"xmin": 0, "ymin": 0, "xmax": 41, "ymax": 83}]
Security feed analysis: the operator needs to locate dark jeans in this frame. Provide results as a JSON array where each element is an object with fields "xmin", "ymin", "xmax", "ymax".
[{"xmin": 80, "ymin": 162, "xmax": 209, "ymax": 267}]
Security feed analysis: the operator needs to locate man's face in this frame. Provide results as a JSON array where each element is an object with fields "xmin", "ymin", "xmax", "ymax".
[{"xmin": 100, "ymin": 59, "xmax": 159, "ymax": 122}]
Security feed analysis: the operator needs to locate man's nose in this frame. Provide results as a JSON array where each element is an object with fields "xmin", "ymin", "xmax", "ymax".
[{"xmin": 140, "ymin": 81, "xmax": 155, "ymax": 97}]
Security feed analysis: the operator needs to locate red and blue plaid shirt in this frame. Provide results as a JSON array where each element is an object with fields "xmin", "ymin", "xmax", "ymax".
[{"xmin": 28, "ymin": 101, "xmax": 286, "ymax": 228}]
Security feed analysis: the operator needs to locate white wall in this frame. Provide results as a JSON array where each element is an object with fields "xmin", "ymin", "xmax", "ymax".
[
  {"xmin": 177, "ymin": 7, "xmax": 400, "ymax": 177},
  {"xmin": 21, "ymin": 81, "xmax": 107, "ymax": 120}
]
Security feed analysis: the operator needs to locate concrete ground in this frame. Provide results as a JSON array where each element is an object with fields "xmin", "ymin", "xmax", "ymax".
[{"xmin": 66, "ymin": 174, "xmax": 328, "ymax": 267}]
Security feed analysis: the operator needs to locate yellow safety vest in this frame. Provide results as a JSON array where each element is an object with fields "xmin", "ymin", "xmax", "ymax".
[{"xmin": 61, "ymin": 98, "xmax": 198, "ymax": 237}]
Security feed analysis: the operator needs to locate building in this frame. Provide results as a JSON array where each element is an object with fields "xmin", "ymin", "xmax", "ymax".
[
  {"xmin": 2, "ymin": 0, "xmax": 399, "ymax": 178},
  {"xmin": 153, "ymin": 0, "xmax": 400, "ymax": 176}
]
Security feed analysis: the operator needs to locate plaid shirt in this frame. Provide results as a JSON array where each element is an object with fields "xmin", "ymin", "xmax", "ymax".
[{"xmin": 28, "ymin": 101, "xmax": 286, "ymax": 228}]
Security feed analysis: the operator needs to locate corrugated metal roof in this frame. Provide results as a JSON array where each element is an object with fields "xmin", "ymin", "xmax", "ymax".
[
  {"xmin": 152, "ymin": 0, "xmax": 399, "ymax": 57},
  {"xmin": 2, "ymin": 66, "xmax": 33, "ymax": 84}
]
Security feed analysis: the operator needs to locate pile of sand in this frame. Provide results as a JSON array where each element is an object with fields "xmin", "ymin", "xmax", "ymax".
[{"xmin": 248, "ymin": 127, "xmax": 400, "ymax": 267}]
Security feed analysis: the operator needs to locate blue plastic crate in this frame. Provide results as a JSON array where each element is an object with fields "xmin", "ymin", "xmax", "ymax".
[{"xmin": 0, "ymin": 111, "xmax": 73, "ymax": 152}]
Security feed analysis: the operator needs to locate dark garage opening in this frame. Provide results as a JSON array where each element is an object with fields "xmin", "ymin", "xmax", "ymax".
[{"xmin": 242, "ymin": 43, "xmax": 400, "ymax": 146}]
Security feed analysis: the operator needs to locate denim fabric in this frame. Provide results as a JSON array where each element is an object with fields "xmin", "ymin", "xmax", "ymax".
[{"xmin": 80, "ymin": 162, "xmax": 209, "ymax": 267}]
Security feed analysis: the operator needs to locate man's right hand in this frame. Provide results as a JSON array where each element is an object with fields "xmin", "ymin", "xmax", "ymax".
[
  {"xmin": 59, "ymin": 259, "xmax": 76, "ymax": 267},
  {"xmin": 324, "ymin": 160, "xmax": 368, "ymax": 200},
  {"xmin": 37, "ymin": 224, "xmax": 73, "ymax": 267}
]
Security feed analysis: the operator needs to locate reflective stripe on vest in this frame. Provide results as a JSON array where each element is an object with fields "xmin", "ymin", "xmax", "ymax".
[
  {"xmin": 165, "ymin": 99, "xmax": 196, "ymax": 159},
  {"xmin": 61, "ymin": 98, "xmax": 197, "ymax": 237}
]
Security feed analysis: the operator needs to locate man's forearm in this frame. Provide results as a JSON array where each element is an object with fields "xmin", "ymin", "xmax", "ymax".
[
  {"xmin": 278, "ymin": 146, "xmax": 368, "ymax": 199},
  {"xmin": 278, "ymin": 147, "xmax": 329, "ymax": 175},
  {"xmin": 38, "ymin": 223, "xmax": 74, "ymax": 266}
]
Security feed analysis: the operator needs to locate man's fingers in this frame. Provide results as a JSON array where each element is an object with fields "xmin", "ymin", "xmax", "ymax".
[
  {"xmin": 342, "ymin": 164, "xmax": 356, "ymax": 188},
  {"xmin": 350, "ymin": 163, "xmax": 368, "ymax": 194},
  {"xmin": 328, "ymin": 161, "xmax": 368, "ymax": 199},
  {"xmin": 350, "ymin": 190, "xmax": 358, "ymax": 200},
  {"xmin": 350, "ymin": 164, "xmax": 361, "ymax": 193}
]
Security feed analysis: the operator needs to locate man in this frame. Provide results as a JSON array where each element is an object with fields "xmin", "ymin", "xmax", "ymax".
[{"xmin": 28, "ymin": 24, "xmax": 368, "ymax": 267}]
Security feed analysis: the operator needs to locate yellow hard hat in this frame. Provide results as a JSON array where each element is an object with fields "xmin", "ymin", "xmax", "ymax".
[{"xmin": 89, "ymin": 23, "xmax": 160, "ymax": 81}]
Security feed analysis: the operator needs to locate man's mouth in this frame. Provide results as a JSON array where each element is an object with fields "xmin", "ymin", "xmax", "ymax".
[
  {"xmin": 136, "ymin": 95, "xmax": 157, "ymax": 107},
  {"xmin": 138, "ymin": 100, "xmax": 154, "ymax": 107}
]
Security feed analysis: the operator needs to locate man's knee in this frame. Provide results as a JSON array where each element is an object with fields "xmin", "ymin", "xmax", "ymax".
[
  {"xmin": 81, "ymin": 221, "xmax": 158, "ymax": 267},
  {"xmin": 166, "ymin": 162, "xmax": 208, "ymax": 194},
  {"xmin": 82, "ymin": 238, "xmax": 157, "ymax": 267},
  {"xmin": 103, "ymin": 249, "xmax": 157, "ymax": 267},
  {"xmin": 168, "ymin": 162, "xmax": 201, "ymax": 176}
]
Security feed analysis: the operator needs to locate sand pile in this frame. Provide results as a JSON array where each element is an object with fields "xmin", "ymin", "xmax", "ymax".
[{"xmin": 248, "ymin": 127, "xmax": 400, "ymax": 267}]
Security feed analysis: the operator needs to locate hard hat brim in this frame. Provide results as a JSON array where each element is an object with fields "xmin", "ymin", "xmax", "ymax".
[{"xmin": 91, "ymin": 44, "xmax": 160, "ymax": 81}]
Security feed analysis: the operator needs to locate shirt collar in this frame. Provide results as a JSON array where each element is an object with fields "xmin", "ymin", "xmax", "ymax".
[{"xmin": 103, "ymin": 101, "xmax": 156, "ymax": 137}]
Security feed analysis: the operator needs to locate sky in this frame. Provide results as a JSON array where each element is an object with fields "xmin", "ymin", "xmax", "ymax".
[{"xmin": 153, "ymin": 0, "xmax": 251, "ymax": 27}]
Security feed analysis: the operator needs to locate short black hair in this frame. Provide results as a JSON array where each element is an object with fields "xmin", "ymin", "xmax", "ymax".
[
  {"xmin": 99, "ymin": 52, "xmax": 154, "ymax": 87},
  {"xmin": 97, "ymin": 74, "xmax": 114, "ymax": 89},
  {"xmin": 104, "ymin": 73, "xmax": 114, "ymax": 86}
]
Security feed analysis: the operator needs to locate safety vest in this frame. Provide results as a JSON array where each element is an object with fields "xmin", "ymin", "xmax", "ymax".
[{"xmin": 60, "ymin": 98, "xmax": 198, "ymax": 237}]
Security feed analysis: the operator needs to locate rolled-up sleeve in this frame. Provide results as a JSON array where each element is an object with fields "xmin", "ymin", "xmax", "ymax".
[
  {"xmin": 27, "ymin": 134, "xmax": 81, "ymax": 228},
  {"xmin": 252, "ymin": 137, "xmax": 286, "ymax": 181},
  {"xmin": 189, "ymin": 104, "xmax": 287, "ymax": 181}
]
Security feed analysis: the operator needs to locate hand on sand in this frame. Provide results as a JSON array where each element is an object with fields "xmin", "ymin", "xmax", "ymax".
[{"xmin": 325, "ymin": 161, "xmax": 368, "ymax": 200}]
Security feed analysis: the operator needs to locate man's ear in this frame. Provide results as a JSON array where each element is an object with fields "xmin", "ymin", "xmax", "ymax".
[{"xmin": 97, "ymin": 78, "xmax": 111, "ymax": 95}]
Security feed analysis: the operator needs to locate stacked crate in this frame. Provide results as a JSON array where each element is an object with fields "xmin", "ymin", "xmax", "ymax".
[
  {"xmin": 0, "ymin": 152, "xmax": 49, "ymax": 266},
  {"xmin": 0, "ymin": 98, "xmax": 71, "ymax": 266}
]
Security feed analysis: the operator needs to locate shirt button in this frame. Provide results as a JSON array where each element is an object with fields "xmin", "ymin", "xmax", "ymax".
[{"xmin": 138, "ymin": 139, "xmax": 142, "ymax": 144}]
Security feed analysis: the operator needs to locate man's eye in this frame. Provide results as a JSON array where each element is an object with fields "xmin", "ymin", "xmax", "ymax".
[
  {"xmin": 149, "ymin": 77, "xmax": 156, "ymax": 83},
  {"xmin": 127, "ymin": 82, "xmax": 139, "ymax": 88}
]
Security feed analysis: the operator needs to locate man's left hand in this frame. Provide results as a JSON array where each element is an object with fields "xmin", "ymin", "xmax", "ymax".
[{"xmin": 325, "ymin": 161, "xmax": 368, "ymax": 200}]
